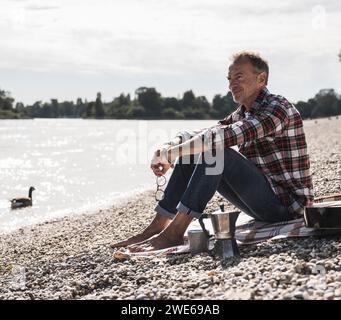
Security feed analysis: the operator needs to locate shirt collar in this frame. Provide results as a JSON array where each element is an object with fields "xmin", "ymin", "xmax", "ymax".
[{"xmin": 237, "ymin": 87, "xmax": 269, "ymax": 115}]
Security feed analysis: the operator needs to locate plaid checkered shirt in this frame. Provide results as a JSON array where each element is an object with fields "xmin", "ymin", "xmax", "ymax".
[{"xmin": 176, "ymin": 87, "xmax": 314, "ymax": 215}]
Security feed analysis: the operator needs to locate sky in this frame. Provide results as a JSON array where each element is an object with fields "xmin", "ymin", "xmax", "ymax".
[{"xmin": 0, "ymin": 0, "xmax": 341, "ymax": 105}]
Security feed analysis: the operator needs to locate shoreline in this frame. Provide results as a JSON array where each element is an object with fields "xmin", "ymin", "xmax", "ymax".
[
  {"xmin": 0, "ymin": 187, "xmax": 155, "ymax": 236},
  {"xmin": 0, "ymin": 117, "xmax": 340, "ymax": 300}
]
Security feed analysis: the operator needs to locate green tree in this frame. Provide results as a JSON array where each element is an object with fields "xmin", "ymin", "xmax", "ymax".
[
  {"xmin": 211, "ymin": 92, "xmax": 237, "ymax": 119},
  {"xmin": 295, "ymin": 101, "xmax": 312, "ymax": 119},
  {"xmin": 126, "ymin": 105, "xmax": 146, "ymax": 118},
  {"xmin": 60, "ymin": 101, "xmax": 75, "ymax": 117},
  {"xmin": 15, "ymin": 102, "xmax": 25, "ymax": 114},
  {"xmin": 183, "ymin": 96, "xmax": 211, "ymax": 119},
  {"xmin": 107, "ymin": 93, "xmax": 131, "ymax": 118},
  {"xmin": 2, "ymin": 84, "xmax": 340, "ymax": 120},
  {"xmin": 161, "ymin": 108, "xmax": 185, "ymax": 119},
  {"xmin": 76, "ymin": 98, "xmax": 83, "ymax": 106},
  {"xmin": 14, "ymin": 102, "xmax": 26, "ymax": 117},
  {"xmin": 311, "ymin": 89, "xmax": 340, "ymax": 118},
  {"xmin": 31, "ymin": 101, "xmax": 43, "ymax": 117},
  {"xmin": 95, "ymin": 92, "xmax": 105, "ymax": 118},
  {"xmin": 118, "ymin": 93, "xmax": 131, "ymax": 106},
  {"xmin": 0, "ymin": 89, "xmax": 14, "ymax": 110},
  {"xmin": 163, "ymin": 97, "xmax": 180, "ymax": 111},
  {"xmin": 182, "ymin": 90, "xmax": 195, "ymax": 108},
  {"xmin": 86, "ymin": 102, "xmax": 95, "ymax": 117},
  {"xmin": 76, "ymin": 98, "xmax": 85, "ymax": 117},
  {"xmin": 135, "ymin": 87, "xmax": 162, "ymax": 117},
  {"xmin": 41, "ymin": 102, "xmax": 52, "ymax": 117},
  {"xmin": 50, "ymin": 99, "xmax": 59, "ymax": 118}
]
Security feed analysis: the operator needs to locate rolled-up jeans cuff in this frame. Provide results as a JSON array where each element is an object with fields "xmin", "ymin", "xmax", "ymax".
[
  {"xmin": 176, "ymin": 202, "xmax": 202, "ymax": 219},
  {"xmin": 154, "ymin": 203, "xmax": 176, "ymax": 219}
]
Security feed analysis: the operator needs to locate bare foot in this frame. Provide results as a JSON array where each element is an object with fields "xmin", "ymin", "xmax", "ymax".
[
  {"xmin": 129, "ymin": 232, "xmax": 184, "ymax": 252},
  {"xmin": 110, "ymin": 214, "xmax": 172, "ymax": 249},
  {"xmin": 127, "ymin": 234, "xmax": 159, "ymax": 252},
  {"xmin": 110, "ymin": 231, "xmax": 157, "ymax": 249}
]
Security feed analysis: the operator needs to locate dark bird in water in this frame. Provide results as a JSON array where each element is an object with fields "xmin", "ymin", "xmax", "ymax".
[{"xmin": 10, "ymin": 186, "xmax": 35, "ymax": 209}]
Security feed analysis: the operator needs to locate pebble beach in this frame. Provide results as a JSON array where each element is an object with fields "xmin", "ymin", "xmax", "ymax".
[{"xmin": 0, "ymin": 117, "xmax": 340, "ymax": 300}]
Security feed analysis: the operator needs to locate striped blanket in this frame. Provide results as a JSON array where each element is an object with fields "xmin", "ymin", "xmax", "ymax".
[{"xmin": 188, "ymin": 211, "xmax": 341, "ymax": 246}]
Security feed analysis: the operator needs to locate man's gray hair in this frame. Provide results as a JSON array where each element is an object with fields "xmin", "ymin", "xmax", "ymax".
[{"xmin": 230, "ymin": 51, "xmax": 269, "ymax": 85}]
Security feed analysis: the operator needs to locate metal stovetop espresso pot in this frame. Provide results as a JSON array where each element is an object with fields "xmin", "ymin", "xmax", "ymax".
[{"xmin": 198, "ymin": 207, "xmax": 240, "ymax": 259}]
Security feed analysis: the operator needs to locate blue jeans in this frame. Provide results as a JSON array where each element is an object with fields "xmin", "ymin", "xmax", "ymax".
[{"xmin": 155, "ymin": 148, "xmax": 295, "ymax": 223}]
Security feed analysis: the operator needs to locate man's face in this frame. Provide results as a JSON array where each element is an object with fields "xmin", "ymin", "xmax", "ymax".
[{"xmin": 227, "ymin": 61, "xmax": 266, "ymax": 105}]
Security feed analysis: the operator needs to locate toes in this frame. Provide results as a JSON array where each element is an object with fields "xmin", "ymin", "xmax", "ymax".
[
  {"xmin": 129, "ymin": 242, "xmax": 151, "ymax": 252},
  {"xmin": 110, "ymin": 235, "xmax": 141, "ymax": 249},
  {"xmin": 129, "ymin": 245, "xmax": 144, "ymax": 253},
  {"xmin": 128, "ymin": 241, "xmax": 147, "ymax": 252},
  {"xmin": 127, "ymin": 245, "xmax": 139, "ymax": 252},
  {"xmin": 110, "ymin": 241, "xmax": 126, "ymax": 249}
]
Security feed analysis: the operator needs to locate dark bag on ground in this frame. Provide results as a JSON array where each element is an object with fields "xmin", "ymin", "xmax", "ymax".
[{"xmin": 304, "ymin": 194, "xmax": 341, "ymax": 229}]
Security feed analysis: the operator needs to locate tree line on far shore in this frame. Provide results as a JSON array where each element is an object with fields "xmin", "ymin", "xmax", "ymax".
[{"xmin": 1, "ymin": 86, "xmax": 341, "ymax": 121}]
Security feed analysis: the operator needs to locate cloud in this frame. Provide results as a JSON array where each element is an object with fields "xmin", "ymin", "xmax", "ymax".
[
  {"xmin": 25, "ymin": 5, "xmax": 60, "ymax": 11},
  {"xmin": 0, "ymin": 0, "xmax": 340, "ymax": 104},
  {"xmin": 175, "ymin": 0, "xmax": 341, "ymax": 16},
  {"xmin": 0, "ymin": 0, "xmax": 339, "ymax": 76}
]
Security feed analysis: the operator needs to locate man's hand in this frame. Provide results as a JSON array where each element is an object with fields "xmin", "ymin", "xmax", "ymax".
[
  {"xmin": 150, "ymin": 162, "xmax": 173, "ymax": 176},
  {"xmin": 150, "ymin": 146, "xmax": 174, "ymax": 176}
]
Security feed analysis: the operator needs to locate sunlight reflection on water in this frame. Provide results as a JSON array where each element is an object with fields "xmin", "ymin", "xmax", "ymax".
[{"xmin": 0, "ymin": 118, "xmax": 214, "ymax": 234}]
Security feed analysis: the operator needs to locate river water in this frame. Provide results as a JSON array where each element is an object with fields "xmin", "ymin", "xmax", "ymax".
[{"xmin": 0, "ymin": 118, "xmax": 214, "ymax": 233}]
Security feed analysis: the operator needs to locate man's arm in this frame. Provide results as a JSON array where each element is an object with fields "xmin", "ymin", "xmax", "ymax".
[
  {"xmin": 165, "ymin": 127, "xmax": 216, "ymax": 163},
  {"xmin": 162, "ymin": 128, "xmax": 208, "ymax": 148},
  {"xmin": 218, "ymin": 103, "xmax": 289, "ymax": 149},
  {"xmin": 152, "ymin": 128, "xmax": 213, "ymax": 174},
  {"xmin": 165, "ymin": 103, "xmax": 289, "ymax": 163},
  {"xmin": 151, "ymin": 128, "xmax": 208, "ymax": 175}
]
